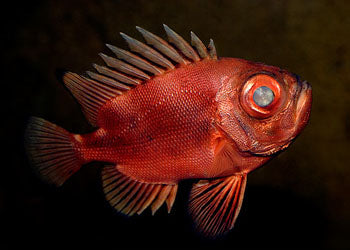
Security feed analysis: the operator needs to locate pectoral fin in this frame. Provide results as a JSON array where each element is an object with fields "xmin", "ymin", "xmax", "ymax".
[{"xmin": 189, "ymin": 175, "xmax": 247, "ymax": 237}]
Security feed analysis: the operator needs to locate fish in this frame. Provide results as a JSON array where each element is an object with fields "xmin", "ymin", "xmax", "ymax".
[{"xmin": 25, "ymin": 24, "xmax": 312, "ymax": 237}]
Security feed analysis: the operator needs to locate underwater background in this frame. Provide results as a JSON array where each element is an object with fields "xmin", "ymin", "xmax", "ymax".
[{"xmin": 3, "ymin": 0, "xmax": 350, "ymax": 249}]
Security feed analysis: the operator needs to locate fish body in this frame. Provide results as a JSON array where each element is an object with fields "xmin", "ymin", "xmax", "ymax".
[
  {"xmin": 76, "ymin": 58, "xmax": 273, "ymax": 183},
  {"xmin": 25, "ymin": 25, "xmax": 312, "ymax": 237}
]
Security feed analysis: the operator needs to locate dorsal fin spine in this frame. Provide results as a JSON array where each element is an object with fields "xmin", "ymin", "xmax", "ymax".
[
  {"xmin": 86, "ymin": 71, "xmax": 130, "ymax": 91},
  {"xmin": 163, "ymin": 24, "xmax": 200, "ymax": 62},
  {"xmin": 190, "ymin": 31, "xmax": 209, "ymax": 59},
  {"xmin": 120, "ymin": 32, "xmax": 175, "ymax": 70},
  {"xmin": 93, "ymin": 64, "xmax": 141, "ymax": 85},
  {"xmin": 64, "ymin": 25, "xmax": 218, "ymax": 127},
  {"xmin": 99, "ymin": 53, "xmax": 150, "ymax": 80},
  {"xmin": 208, "ymin": 39, "xmax": 218, "ymax": 59},
  {"xmin": 106, "ymin": 44, "xmax": 164, "ymax": 75},
  {"xmin": 136, "ymin": 26, "xmax": 189, "ymax": 65}
]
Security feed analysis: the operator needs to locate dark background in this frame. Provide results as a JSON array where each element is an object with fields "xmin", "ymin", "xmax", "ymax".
[{"xmin": 3, "ymin": 0, "xmax": 350, "ymax": 249}]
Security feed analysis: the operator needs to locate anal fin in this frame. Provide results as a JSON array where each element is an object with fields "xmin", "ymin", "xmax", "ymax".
[
  {"xmin": 189, "ymin": 175, "xmax": 247, "ymax": 237},
  {"xmin": 102, "ymin": 165, "xmax": 178, "ymax": 216}
]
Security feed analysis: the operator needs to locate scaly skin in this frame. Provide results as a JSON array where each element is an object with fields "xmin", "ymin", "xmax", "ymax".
[{"xmin": 72, "ymin": 58, "xmax": 311, "ymax": 184}]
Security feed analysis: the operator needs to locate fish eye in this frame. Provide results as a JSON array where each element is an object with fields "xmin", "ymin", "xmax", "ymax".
[
  {"xmin": 253, "ymin": 86, "xmax": 275, "ymax": 107},
  {"xmin": 240, "ymin": 74, "xmax": 283, "ymax": 119}
]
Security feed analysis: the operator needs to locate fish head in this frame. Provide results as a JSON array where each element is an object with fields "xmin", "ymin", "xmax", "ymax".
[{"xmin": 216, "ymin": 58, "xmax": 312, "ymax": 156}]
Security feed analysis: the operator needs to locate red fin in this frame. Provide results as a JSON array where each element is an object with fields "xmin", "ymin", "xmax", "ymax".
[
  {"xmin": 63, "ymin": 72, "xmax": 122, "ymax": 127},
  {"xmin": 189, "ymin": 175, "xmax": 247, "ymax": 237},
  {"xmin": 102, "ymin": 165, "xmax": 178, "ymax": 216},
  {"xmin": 25, "ymin": 117, "xmax": 81, "ymax": 186}
]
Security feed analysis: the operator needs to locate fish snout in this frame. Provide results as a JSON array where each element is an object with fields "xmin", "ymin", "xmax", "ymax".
[{"xmin": 294, "ymin": 79, "xmax": 312, "ymax": 135}]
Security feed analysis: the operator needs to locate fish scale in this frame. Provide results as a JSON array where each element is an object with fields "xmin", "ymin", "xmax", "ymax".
[{"xmin": 25, "ymin": 24, "xmax": 312, "ymax": 237}]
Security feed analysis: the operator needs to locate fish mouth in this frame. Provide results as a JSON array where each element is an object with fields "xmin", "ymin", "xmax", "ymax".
[
  {"xmin": 294, "ymin": 79, "xmax": 312, "ymax": 136},
  {"xmin": 251, "ymin": 140, "xmax": 292, "ymax": 156}
]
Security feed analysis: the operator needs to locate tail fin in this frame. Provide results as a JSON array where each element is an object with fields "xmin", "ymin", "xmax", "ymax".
[{"xmin": 25, "ymin": 117, "xmax": 82, "ymax": 186}]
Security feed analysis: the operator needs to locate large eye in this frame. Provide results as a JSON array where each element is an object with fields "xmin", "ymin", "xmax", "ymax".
[
  {"xmin": 253, "ymin": 86, "xmax": 275, "ymax": 107},
  {"xmin": 240, "ymin": 74, "xmax": 283, "ymax": 118}
]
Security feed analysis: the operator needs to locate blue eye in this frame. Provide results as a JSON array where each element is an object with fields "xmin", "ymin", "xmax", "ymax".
[{"xmin": 253, "ymin": 86, "xmax": 275, "ymax": 107}]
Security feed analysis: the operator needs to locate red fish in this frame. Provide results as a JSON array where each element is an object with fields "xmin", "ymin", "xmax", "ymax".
[{"xmin": 25, "ymin": 24, "xmax": 312, "ymax": 237}]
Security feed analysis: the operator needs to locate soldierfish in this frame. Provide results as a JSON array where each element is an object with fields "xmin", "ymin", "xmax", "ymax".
[{"xmin": 25, "ymin": 24, "xmax": 312, "ymax": 237}]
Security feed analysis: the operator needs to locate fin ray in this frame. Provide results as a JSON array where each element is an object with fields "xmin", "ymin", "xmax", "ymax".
[
  {"xmin": 208, "ymin": 39, "xmax": 218, "ymax": 59},
  {"xmin": 190, "ymin": 31, "xmax": 209, "ymax": 59},
  {"xmin": 106, "ymin": 44, "xmax": 164, "ymax": 75},
  {"xmin": 93, "ymin": 64, "xmax": 141, "ymax": 85},
  {"xmin": 25, "ymin": 117, "xmax": 82, "ymax": 186},
  {"xmin": 136, "ymin": 26, "xmax": 188, "ymax": 64},
  {"xmin": 102, "ymin": 165, "xmax": 178, "ymax": 216},
  {"xmin": 63, "ymin": 72, "xmax": 122, "ymax": 126},
  {"xmin": 120, "ymin": 32, "xmax": 175, "ymax": 70},
  {"xmin": 163, "ymin": 24, "xmax": 200, "ymax": 61},
  {"xmin": 189, "ymin": 175, "xmax": 247, "ymax": 237},
  {"xmin": 65, "ymin": 25, "xmax": 218, "ymax": 126},
  {"xmin": 99, "ymin": 53, "xmax": 150, "ymax": 80}
]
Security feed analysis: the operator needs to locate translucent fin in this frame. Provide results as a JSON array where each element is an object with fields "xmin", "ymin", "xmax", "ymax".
[
  {"xmin": 189, "ymin": 175, "xmax": 247, "ymax": 238},
  {"xmin": 63, "ymin": 72, "xmax": 122, "ymax": 126},
  {"xmin": 163, "ymin": 24, "xmax": 200, "ymax": 61},
  {"xmin": 25, "ymin": 117, "xmax": 81, "ymax": 186},
  {"xmin": 102, "ymin": 165, "xmax": 178, "ymax": 216},
  {"xmin": 120, "ymin": 32, "xmax": 175, "ymax": 70}
]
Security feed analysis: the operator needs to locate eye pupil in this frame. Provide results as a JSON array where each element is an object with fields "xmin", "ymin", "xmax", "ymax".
[{"xmin": 253, "ymin": 86, "xmax": 275, "ymax": 107}]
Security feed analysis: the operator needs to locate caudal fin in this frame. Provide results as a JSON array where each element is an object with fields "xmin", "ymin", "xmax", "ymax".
[{"xmin": 25, "ymin": 117, "xmax": 82, "ymax": 186}]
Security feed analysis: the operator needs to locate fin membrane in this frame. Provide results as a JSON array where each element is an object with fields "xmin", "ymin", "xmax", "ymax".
[
  {"xmin": 25, "ymin": 117, "xmax": 81, "ymax": 186},
  {"xmin": 63, "ymin": 72, "xmax": 123, "ymax": 126},
  {"xmin": 189, "ymin": 175, "xmax": 247, "ymax": 237},
  {"xmin": 63, "ymin": 25, "xmax": 218, "ymax": 126},
  {"xmin": 102, "ymin": 165, "xmax": 178, "ymax": 216}
]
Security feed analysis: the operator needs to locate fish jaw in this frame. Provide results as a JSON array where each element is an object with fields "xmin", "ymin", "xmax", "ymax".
[
  {"xmin": 250, "ymin": 79, "xmax": 312, "ymax": 156},
  {"xmin": 294, "ymin": 80, "xmax": 312, "ymax": 137},
  {"xmin": 214, "ymin": 58, "xmax": 312, "ymax": 162}
]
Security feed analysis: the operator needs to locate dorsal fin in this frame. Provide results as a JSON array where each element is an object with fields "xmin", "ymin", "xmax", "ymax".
[
  {"xmin": 136, "ymin": 26, "xmax": 189, "ymax": 65},
  {"xmin": 163, "ymin": 24, "xmax": 200, "ymax": 61},
  {"xmin": 64, "ymin": 25, "xmax": 218, "ymax": 126},
  {"xmin": 106, "ymin": 44, "xmax": 164, "ymax": 75},
  {"xmin": 191, "ymin": 31, "xmax": 209, "ymax": 59},
  {"xmin": 63, "ymin": 72, "xmax": 123, "ymax": 126},
  {"xmin": 120, "ymin": 32, "xmax": 175, "ymax": 70}
]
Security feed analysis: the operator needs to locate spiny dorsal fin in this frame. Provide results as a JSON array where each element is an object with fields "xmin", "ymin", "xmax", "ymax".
[
  {"xmin": 208, "ymin": 39, "xmax": 218, "ymax": 60},
  {"xmin": 191, "ymin": 31, "xmax": 209, "ymax": 59},
  {"xmin": 99, "ymin": 52, "xmax": 150, "ymax": 80},
  {"xmin": 136, "ymin": 26, "xmax": 189, "ymax": 65},
  {"xmin": 102, "ymin": 165, "xmax": 178, "ymax": 216},
  {"xmin": 64, "ymin": 25, "xmax": 218, "ymax": 126},
  {"xmin": 92, "ymin": 64, "xmax": 141, "ymax": 85},
  {"xmin": 163, "ymin": 24, "xmax": 200, "ymax": 61},
  {"xmin": 106, "ymin": 44, "xmax": 164, "ymax": 75},
  {"xmin": 120, "ymin": 32, "xmax": 175, "ymax": 70}
]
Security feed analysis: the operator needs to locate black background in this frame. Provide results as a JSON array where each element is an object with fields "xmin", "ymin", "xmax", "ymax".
[{"xmin": 3, "ymin": 0, "xmax": 350, "ymax": 249}]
